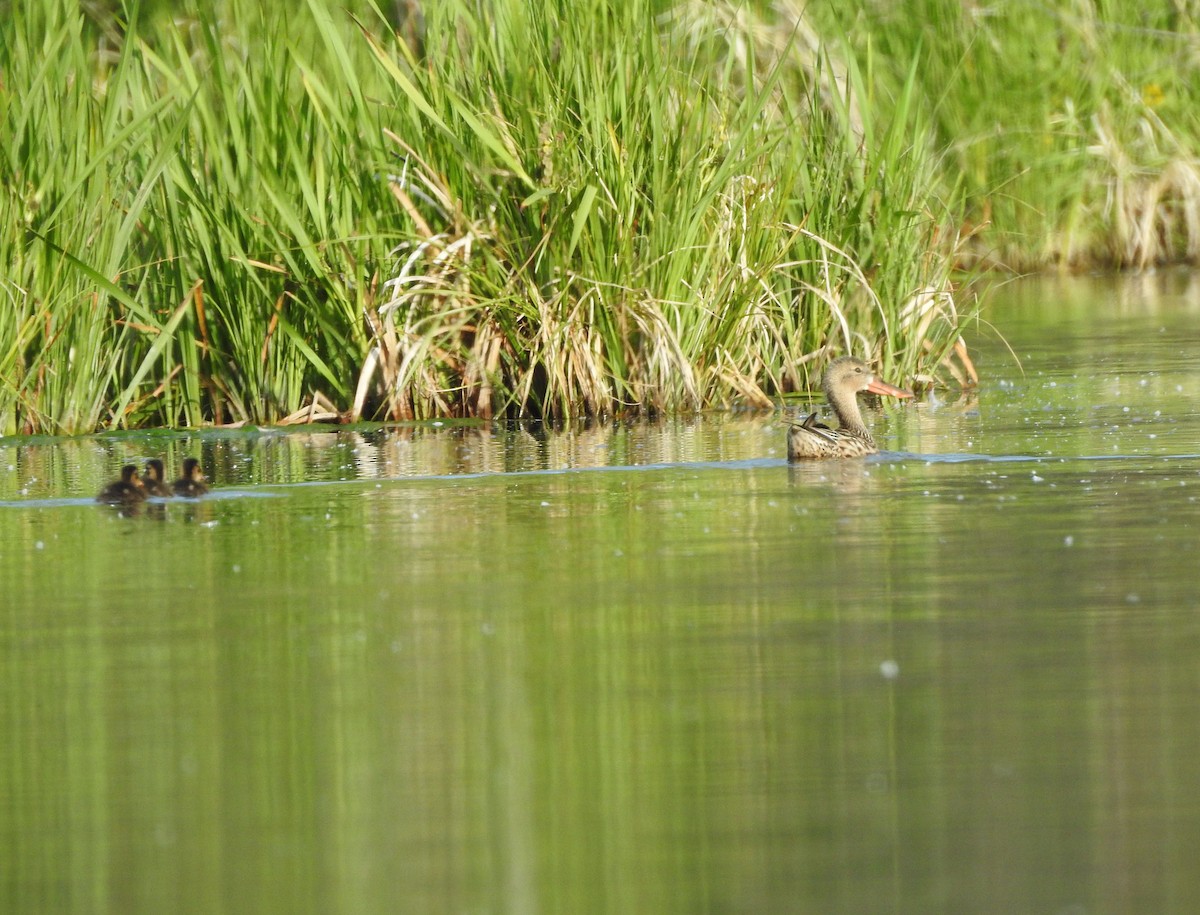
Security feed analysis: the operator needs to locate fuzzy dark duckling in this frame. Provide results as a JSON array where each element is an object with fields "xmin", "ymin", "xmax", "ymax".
[
  {"xmin": 172, "ymin": 457, "xmax": 209, "ymax": 497},
  {"xmin": 142, "ymin": 459, "xmax": 174, "ymax": 497},
  {"xmin": 97, "ymin": 464, "xmax": 148, "ymax": 503}
]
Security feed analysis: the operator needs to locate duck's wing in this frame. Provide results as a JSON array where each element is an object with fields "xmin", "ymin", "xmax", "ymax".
[{"xmin": 788, "ymin": 411, "xmax": 837, "ymax": 444}]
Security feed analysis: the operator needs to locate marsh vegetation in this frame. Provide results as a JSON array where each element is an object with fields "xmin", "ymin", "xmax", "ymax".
[{"xmin": 2, "ymin": 0, "xmax": 1196, "ymax": 434}]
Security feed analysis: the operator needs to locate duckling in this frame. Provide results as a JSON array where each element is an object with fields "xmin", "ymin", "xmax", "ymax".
[
  {"xmin": 142, "ymin": 458, "xmax": 173, "ymax": 497},
  {"xmin": 172, "ymin": 457, "xmax": 209, "ymax": 497},
  {"xmin": 97, "ymin": 464, "xmax": 148, "ymax": 503}
]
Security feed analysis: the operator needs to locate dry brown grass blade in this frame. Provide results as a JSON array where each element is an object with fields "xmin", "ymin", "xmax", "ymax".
[
  {"xmin": 900, "ymin": 285, "xmax": 977, "ymax": 385},
  {"xmin": 464, "ymin": 318, "xmax": 504, "ymax": 419},
  {"xmin": 951, "ymin": 338, "xmax": 978, "ymax": 385},
  {"xmin": 278, "ymin": 390, "xmax": 340, "ymax": 425},
  {"xmin": 391, "ymin": 183, "xmax": 434, "ymax": 240},
  {"xmin": 351, "ymin": 345, "xmax": 380, "ymax": 423},
  {"xmin": 715, "ymin": 351, "xmax": 774, "ymax": 408},
  {"xmin": 261, "ymin": 293, "xmax": 285, "ymax": 365},
  {"xmin": 192, "ymin": 280, "xmax": 211, "ymax": 353},
  {"xmin": 189, "ymin": 279, "xmax": 224, "ymax": 424}
]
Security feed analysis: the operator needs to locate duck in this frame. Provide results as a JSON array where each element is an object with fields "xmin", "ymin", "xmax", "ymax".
[
  {"xmin": 97, "ymin": 464, "xmax": 148, "ymax": 503},
  {"xmin": 787, "ymin": 356, "xmax": 913, "ymax": 460},
  {"xmin": 172, "ymin": 457, "xmax": 209, "ymax": 497},
  {"xmin": 142, "ymin": 459, "xmax": 173, "ymax": 497}
]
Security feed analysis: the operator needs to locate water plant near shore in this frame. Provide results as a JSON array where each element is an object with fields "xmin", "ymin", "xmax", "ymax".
[{"xmin": 3, "ymin": 0, "xmax": 976, "ymax": 434}]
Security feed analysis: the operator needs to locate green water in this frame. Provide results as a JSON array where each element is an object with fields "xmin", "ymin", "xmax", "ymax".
[{"xmin": 5, "ymin": 273, "xmax": 1200, "ymax": 914}]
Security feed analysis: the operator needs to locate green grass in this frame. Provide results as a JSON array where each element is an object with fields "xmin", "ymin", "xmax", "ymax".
[
  {"xmin": 0, "ymin": 0, "xmax": 988, "ymax": 432},
  {"xmin": 811, "ymin": 0, "xmax": 1200, "ymax": 270}
]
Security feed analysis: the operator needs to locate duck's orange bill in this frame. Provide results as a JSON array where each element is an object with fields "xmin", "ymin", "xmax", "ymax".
[{"xmin": 866, "ymin": 378, "xmax": 913, "ymax": 399}]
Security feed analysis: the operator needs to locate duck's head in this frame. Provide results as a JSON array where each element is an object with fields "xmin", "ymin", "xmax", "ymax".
[
  {"xmin": 823, "ymin": 357, "xmax": 912, "ymax": 401},
  {"xmin": 144, "ymin": 458, "xmax": 166, "ymax": 483},
  {"xmin": 120, "ymin": 464, "xmax": 146, "ymax": 489},
  {"xmin": 181, "ymin": 457, "xmax": 205, "ymax": 481}
]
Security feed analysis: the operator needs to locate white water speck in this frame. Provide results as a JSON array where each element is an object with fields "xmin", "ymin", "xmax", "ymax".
[
  {"xmin": 1031, "ymin": 474, "xmax": 1044, "ymax": 482},
  {"xmin": 201, "ymin": 520, "xmax": 219, "ymax": 528},
  {"xmin": 540, "ymin": 501, "xmax": 550, "ymax": 507},
  {"xmin": 880, "ymin": 660, "xmax": 900, "ymax": 680},
  {"xmin": 34, "ymin": 540, "xmax": 44, "ymax": 551},
  {"xmin": 1064, "ymin": 536, "xmax": 1074, "ymax": 547},
  {"xmin": 865, "ymin": 773, "xmax": 889, "ymax": 793},
  {"xmin": 231, "ymin": 564, "xmax": 241, "ymax": 574}
]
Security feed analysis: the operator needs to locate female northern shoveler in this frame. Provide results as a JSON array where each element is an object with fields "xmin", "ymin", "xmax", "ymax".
[
  {"xmin": 97, "ymin": 464, "xmax": 148, "ymax": 503},
  {"xmin": 787, "ymin": 357, "xmax": 913, "ymax": 460},
  {"xmin": 172, "ymin": 457, "xmax": 209, "ymax": 497}
]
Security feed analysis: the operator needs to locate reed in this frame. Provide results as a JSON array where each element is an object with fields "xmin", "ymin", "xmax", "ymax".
[
  {"xmin": 330, "ymin": 0, "xmax": 971, "ymax": 420},
  {"xmin": 1, "ymin": 0, "xmax": 973, "ymax": 433}
]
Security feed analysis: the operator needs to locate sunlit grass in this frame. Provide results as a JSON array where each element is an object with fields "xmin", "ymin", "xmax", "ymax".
[
  {"xmin": 2, "ymin": 0, "xmax": 974, "ymax": 433},
  {"xmin": 347, "ymin": 0, "xmax": 971, "ymax": 420},
  {"xmin": 812, "ymin": 0, "xmax": 1200, "ymax": 271}
]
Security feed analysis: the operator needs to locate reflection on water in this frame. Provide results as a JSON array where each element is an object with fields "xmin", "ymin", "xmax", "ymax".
[{"xmin": 4, "ymin": 272, "xmax": 1200, "ymax": 913}]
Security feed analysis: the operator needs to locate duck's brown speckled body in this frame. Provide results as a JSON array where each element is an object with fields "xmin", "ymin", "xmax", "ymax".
[{"xmin": 97, "ymin": 464, "xmax": 148, "ymax": 503}]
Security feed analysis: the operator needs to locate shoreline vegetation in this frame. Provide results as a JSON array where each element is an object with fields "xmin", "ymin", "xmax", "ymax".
[{"xmin": 2, "ymin": 1, "xmax": 1197, "ymax": 435}]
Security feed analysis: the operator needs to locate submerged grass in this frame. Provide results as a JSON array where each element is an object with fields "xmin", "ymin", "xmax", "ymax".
[{"xmin": 2, "ymin": 0, "xmax": 978, "ymax": 432}]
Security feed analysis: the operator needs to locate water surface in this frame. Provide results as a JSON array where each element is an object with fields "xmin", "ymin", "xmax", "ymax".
[{"xmin": 5, "ymin": 272, "xmax": 1200, "ymax": 914}]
